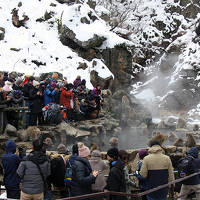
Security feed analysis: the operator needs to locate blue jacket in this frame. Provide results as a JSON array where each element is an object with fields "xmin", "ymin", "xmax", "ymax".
[
  {"xmin": 2, "ymin": 140, "xmax": 21, "ymax": 186},
  {"xmin": 184, "ymin": 147, "xmax": 200, "ymax": 185},
  {"xmin": 43, "ymin": 87, "xmax": 57, "ymax": 106}
]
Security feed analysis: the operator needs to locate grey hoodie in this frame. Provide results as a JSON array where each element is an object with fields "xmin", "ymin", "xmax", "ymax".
[{"xmin": 89, "ymin": 150, "xmax": 107, "ymax": 191}]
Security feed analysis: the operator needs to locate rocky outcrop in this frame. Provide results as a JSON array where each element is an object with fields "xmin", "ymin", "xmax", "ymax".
[
  {"xmin": 0, "ymin": 27, "xmax": 5, "ymax": 41},
  {"xmin": 102, "ymin": 44, "xmax": 133, "ymax": 92},
  {"xmin": 59, "ymin": 25, "xmax": 106, "ymax": 49}
]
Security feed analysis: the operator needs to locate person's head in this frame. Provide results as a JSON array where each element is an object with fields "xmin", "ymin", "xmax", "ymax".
[
  {"xmin": 28, "ymin": 76, "xmax": 35, "ymax": 84},
  {"xmin": 76, "ymin": 75, "xmax": 81, "ymax": 80},
  {"xmin": 33, "ymin": 80, "xmax": 40, "ymax": 88},
  {"xmin": 96, "ymin": 84, "xmax": 101, "ymax": 90},
  {"xmin": 138, "ymin": 149, "xmax": 148, "ymax": 160},
  {"xmin": 79, "ymin": 144, "xmax": 91, "ymax": 160},
  {"xmin": 187, "ymin": 147, "xmax": 199, "ymax": 158},
  {"xmin": 150, "ymin": 140, "xmax": 161, "ymax": 147},
  {"xmin": 52, "ymin": 72, "xmax": 58, "ymax": 81},
  {"xmin": 119, "ymin": 150, "xmax": 129, "ymax": 164},
  {"xmin": 107, "ymin": 148, "xmax": 119, "ymax": 162},
  {"xmin": 15, "ymin": 78, "xmax": 23, "ymax": 87},
  {"xmin": 50, "ymin": 81, "xmax": 56, "ymax": 88},
  {"xmin": 2, "ymin": 81, "xmax": 12, "ymax": 92},
  {"xmin": 33, "ymin": 139, "xmax": 43, "ymax": 151},
  {"xmin": 57, "ymin": 143, "xmax": 67, "ymax": 154},
  {"xmin": 5, "ymin": 140, "xmax": 17, "ymax": 154}
]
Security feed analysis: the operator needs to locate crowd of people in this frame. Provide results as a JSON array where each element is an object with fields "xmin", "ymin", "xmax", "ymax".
[
  {"xmin": 1, "ymin": 137, "xmax": 200, "ymax": 200},
  {"xmin": 0, "ymin": 72, "xmax": 103, "ymax": 131}
]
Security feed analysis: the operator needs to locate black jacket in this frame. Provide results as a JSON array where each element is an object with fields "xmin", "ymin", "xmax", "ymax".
[
  {"xmin": 50, "ymin": 155, "xmax": 66, "ymax": 188},
  {"xmin": 105, "ymin": 160, "xmax": 126, "ymax": 200},
  {"xmin": 71, "ymin": 156, "xmax": 95, "ymax": 197},
  {"xmin": 29, "ymin": 87, "xmax": 44, "ymax": 113}
]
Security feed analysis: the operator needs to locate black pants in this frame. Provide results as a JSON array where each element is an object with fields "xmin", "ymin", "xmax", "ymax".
[
  {"xmin": 29, "ymin": 112, "xmax": 44, "ymax": 126},
  {"xmin": 6, "ymin": 184, "xmax": 20, "ymax": 199}
]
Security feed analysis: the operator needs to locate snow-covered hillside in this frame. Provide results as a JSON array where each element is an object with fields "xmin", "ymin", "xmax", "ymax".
[
  {"xmin": 0, "ymin": 0, "xmax": 131, "ymax": 88},
  {"xmin": 1, "ymin": 0, "xmax": 200, "ymax": 117}
]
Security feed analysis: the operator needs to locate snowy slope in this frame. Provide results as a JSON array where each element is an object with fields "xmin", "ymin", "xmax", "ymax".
[{"xmin": 0, "ymin": 0, "xmax": 131, "ymax": 88}]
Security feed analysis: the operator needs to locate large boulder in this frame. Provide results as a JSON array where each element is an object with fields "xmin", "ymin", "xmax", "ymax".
[
  {"xmin": 59, "ymin": 25, "xmax": 106, "ymax": 49},
  {"xmin": 102, "ymin": 45, "xmax": 133, "ymax": 92},
  {"xmin": 5, "ymin": 124, "xmax": 17, "ymax": 137},
  {"xmin": 56, "ymin": 122, "xmax": 90, "ymax": 138}
]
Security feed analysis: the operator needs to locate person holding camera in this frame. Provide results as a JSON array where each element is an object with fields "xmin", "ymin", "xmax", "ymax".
[{"xmin": 29, "ymin": 80, "xmax": 44, "ymax": 126}]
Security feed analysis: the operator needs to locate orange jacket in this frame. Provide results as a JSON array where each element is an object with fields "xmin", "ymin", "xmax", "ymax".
[{"xmin": 60, "ymin": 88, "xmax": 74, "ymax": 110}]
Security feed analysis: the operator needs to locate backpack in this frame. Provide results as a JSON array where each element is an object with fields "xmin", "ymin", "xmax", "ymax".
[
  {"xmin": 64, "ymin": 160, "xmax": 73, "ymax": 187},
  {"xmin": 177, "ymin": 156, "xmax": 195, "ymax": 178}
]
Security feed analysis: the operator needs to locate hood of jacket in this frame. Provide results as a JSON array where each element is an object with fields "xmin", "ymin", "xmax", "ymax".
[
  {"xmin": 27, "ymin": 150, "xmax": 48, "ymax": 164},
  {"xmin": 187, "ymin": 147, "xmax": 199, "ymax": 158},
  {"xmin": 5, "ymin": 140, "xmax": 17, "ymax": 154},
  {"xmin": 75, "ymin": 156, "xmax": 92, "ymax": 172},
  {"xmin": 148, "ymin": 145, "xmax": 163, "ymax": 154},
  {"xmin": 110, "ymin": 159, "xmax": 124, "ymax": 171},
  {"xmin": 90, "ymin": 150, "xmax": 101, "ymax": 163}
]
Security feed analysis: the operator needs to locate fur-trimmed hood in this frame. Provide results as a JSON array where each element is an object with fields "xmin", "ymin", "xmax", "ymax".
[{"xmin": 148, "ymin": 145, "xmax": 163, "ymax": 154}]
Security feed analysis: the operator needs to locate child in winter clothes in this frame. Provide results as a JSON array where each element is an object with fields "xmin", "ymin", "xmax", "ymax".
[{"xmin": 134, "ymin": 149, "xmax": 148, "ymax": 200}]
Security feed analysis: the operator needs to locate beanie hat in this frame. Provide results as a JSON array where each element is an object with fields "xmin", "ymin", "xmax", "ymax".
[
  {"xmin": 79, "ymin": 145, "xmax": 90, "ymax": 158},
  {"xmin": 57, "ymin": 144, "xmax": 67, "ymax": 154},
  {"xmin": 107, "ymin": 148, "xmax": 119, "ymax": 160},
  {"xmin": 15, "ymin": 78, "xmax": 23, "ymax": 86},
  {"xmin": 138, "ymin": 149, "xmax": 148, "ymax": 159},
  {"xmin": 50, "ymin": 81, "xmax": 56, "ymax": 87},
  {"xmin": 33, "ymin": 80, "xmax": 39, "ymax": 87},
  {"xmin": 3, "ymin": 84, "xmax": 12, "ymax": 92}
]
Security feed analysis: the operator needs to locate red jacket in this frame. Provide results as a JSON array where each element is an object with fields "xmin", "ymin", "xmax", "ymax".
[{"xmin": 60, "ymin": 88, "xmax": 74, "ymax": 110}]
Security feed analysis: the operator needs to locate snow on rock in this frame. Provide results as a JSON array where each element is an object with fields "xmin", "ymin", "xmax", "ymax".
[{"xmin": 0, "ymin": 0, "xmax": 131, "ymax": 88}]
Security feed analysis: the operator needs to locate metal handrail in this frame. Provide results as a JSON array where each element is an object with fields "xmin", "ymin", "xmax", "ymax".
[{"xmin": 59, "ymin": 172, "xmax": 200, "ymax": 200}]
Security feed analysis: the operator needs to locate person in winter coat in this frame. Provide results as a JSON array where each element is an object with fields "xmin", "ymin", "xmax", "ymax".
[
  {"xmin": 49, "ymin": 144, "xmax": 68, "ymax": 199},
  {"xmin": 178, "ymin": 147, "xmax": 200, "ymax": 200},
  {"xmin": 6, "ymin": 89, "xmax": 24, "ymax": 129},
  {"xmin": 29, "ymin": 80, "xmax": 44, "ymax": 126},
  {"xmin": 134, "ymin": 149, "xmax": 148, "ymax": 200},
  {"xmin": 73, "ymin": 75, "xmax": 82, "ymax": 89},
  {"xmin": 43, "ymin": 82, "xmax": 58, "ymax": 106},
  {"xmin": 104, "ymin": 148, "xmax": 126, "ymax": 200},
  {"xmin": 2, "ymin": 140, "xmax": 21, "ymax": 199},
  {"xmin": 140, "ymin": 141, "xmax": 174, "ymax": 200},
  {"xmin": 70, "ymin": 144, "xmax": 99, "ymax": 198},
  {"xmin": 13, "ymin": 78, "xmax": 24, "ymax": 91},
  {"xmin": 60, "ymin": 84, "xmax": 74, "ymax": 120},
  {"xmin": 89, "ymin": 150, "xmax": 107, "ymax": 193},
  {"xmin": 17, "ymin": 139, "xmax": 51, "ymax": 200},
  {"xmin": 119, "ymin": 150, "xmax": 134, "ymax": 197}
]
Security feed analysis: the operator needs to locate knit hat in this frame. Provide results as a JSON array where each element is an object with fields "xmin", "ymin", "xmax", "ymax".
[
  {"xmin": 15, "ymin": 78, "xmax": 23, "ymax": 86},
  {"xmin": 138, "ymin": 149, "xmax": 148, "ymax": 159},
  {"xmin": 79, "ymin": 145, "xmax": 90, "ymax": 158},
  {"xmin": 3, "ymin": 85, "xmax": 12, "ymax": 92},
  {"xmin": 57, "ymin": 144, "xmax": 67, "ymax": 154},
  {"xmin": 107, "ymin": 148, "xmax": 119, "ymax": 160},
  {"xmin": 33, "ymin": 80, "xmax": 39, "ymax": 87}
]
